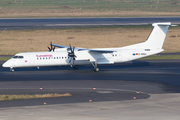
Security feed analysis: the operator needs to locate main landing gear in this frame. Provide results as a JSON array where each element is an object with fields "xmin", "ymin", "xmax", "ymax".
[
  {"xmin": 10, "ymin": 67, "xmax": 14, "ymax": 72},
  {"xmin": 91, "ymin": 62, "xmax": 99, "ymax": 72},
  {"xmin": 73, "ymin": 65, "xmax": 79, "ymax": 69}
]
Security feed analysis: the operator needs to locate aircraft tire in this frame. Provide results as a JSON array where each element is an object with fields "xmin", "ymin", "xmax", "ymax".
[
  {"xmin": 73, "ymin": 65, "xmax": 79, "ymax": 69},
  {"xmin": 94, "ymin": 67, "xmax": 99, "ymax": 72},
  {"xmin": 10, "ymin": 68, "xmax": 14, "ymax": 72}
]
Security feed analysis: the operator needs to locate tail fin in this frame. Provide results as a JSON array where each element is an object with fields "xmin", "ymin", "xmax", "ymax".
[{"xmin": 144, "ymin": 22, "xmax": 171, "ymax": 49}]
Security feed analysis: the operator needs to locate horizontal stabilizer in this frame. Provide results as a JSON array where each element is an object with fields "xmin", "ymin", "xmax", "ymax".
[{"xmin": 150, "ymin": 22, "xmax": 171, "ymax": 26}]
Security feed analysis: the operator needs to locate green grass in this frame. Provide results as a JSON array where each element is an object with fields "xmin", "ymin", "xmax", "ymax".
[
  {"xmin": 0, "ymin": 57, "xmax": 11, "ymax": 61},
  {"xmin": 0, "ymin": 0, "xmax": 180, "ymax": 12},
  {"xmin": 0, "ymin": 93, "xmax": 72, "ymax": 101},
  {"xmin": 140, "ymin": 55, "xmax": 180, "ymax": 60},
  {"xmin": 51, "ymin": 25, "xmax": 156, "ymax": 31},
  {"xmin": 46, "ymin": 24, "xmax": 180, "ymax": 32}
]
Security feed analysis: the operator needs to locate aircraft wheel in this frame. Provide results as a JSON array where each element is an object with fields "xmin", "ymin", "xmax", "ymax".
[
  {"xmin": 10, "ymin": 68, "xmax": 14, "ymax": 72},
  {"xmin": 73, "ymin": 65, "xmax": 79, "ymax": 69},
  {"xmin": 94, "ymin": 67, "xmax": 99, "ymax": 72}
]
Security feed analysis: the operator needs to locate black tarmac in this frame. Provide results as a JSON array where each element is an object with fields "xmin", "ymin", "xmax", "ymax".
[{"xmin": 0, "ymin": 60, "xmax": 180, "ymax": 108}]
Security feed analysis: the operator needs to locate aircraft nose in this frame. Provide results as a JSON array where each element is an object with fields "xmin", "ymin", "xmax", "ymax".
[{"xmin": 2, "ymin": 61, "xmax": 10, "ymax": 68}]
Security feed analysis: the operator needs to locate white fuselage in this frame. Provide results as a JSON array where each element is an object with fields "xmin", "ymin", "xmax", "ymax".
[{"xmin": 2, "ymin": 47, "xmax": 163, "ymax": 68}]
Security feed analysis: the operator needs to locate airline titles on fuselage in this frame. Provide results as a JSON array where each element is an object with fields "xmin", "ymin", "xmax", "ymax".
[{"xmin": 36, "ymin": 54, "xmax": 53, "ymax": 58}]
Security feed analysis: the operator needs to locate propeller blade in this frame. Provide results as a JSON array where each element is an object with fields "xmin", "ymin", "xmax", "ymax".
[
  {"xmin": 69, "ymin": 44, "xmax": 73, "ymax": 53},
  {"xmin": 73, "ymin": 46, "xmax": 75, "ymax": 53},
  {"xmin": 67, "ymin": 44, "xmax": 76, "ymax": 66},
  {"xmin": 48, "ymin": 46, "xmax": 51, "ymax": 51},
  {"xmin": 50, "ymin": 42, "xmax": 53, "ymax": 50},
  {"xmin": 53, "ymin": 46, "xmax": 55, "ymax": 52},
  {"xmin": 69, "ymin": 57, "xmax": 72, "ymax": 63},
  {"xmin": 48, "ymin": 42, "xmax": 55, "ymax": 52}
]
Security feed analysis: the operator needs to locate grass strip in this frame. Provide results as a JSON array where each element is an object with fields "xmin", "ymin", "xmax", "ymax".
[
  {"xmin": 1, "ymin": 0, "xmax": 180, "ymax": 18},
  {"xmin": 140, "ymin": 55, "xmax": 180, "ymax": 60},
  {"xmin": 0, "ymin": 93, "xmax": 72, "ymax": 101},
  {"xmin": 0, "ymin": 57, "xmax": 11, "ymax": 61}
]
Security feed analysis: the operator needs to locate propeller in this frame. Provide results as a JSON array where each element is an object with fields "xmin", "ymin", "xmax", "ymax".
[
  {"xmin": 68, "ymin": 44, "xmax": 76, "ymax": 66},
  {"xmin": 48, "ymin": 42, "xmax": 55, "ymax": 52}
]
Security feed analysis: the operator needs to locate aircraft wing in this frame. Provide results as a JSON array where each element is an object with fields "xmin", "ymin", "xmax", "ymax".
[
  {"xmin": 78, "ymin": 49, "xmax": 115, "ymax": 53},
  {"xmin": 77, "ymin": 49, "xmax": 115, "ymax": 64},
  {"xmin": 88, "ymin": 50, "xmax": 115, "ymax": 53},
  {"xmin": 51, "ymin": 44, "xmax": 115, "ymax": 53},
  {"xmin": 51, "ymin": 44, "xmax": 86, "ymax": 50},
  {"xmin": 51, "ymin": 44, "xmax": 69, "ymax": 48}
]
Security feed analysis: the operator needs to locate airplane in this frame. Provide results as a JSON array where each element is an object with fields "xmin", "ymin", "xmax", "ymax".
[{"xmin": 2, "ymin": 22, "xmax": 173, "ymax": 72}]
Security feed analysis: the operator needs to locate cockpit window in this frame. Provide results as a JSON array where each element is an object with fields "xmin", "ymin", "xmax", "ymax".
[
  {"xmin": 13, "ymin": 56, "xmax": 24, "ymax": 59},
  {"xmin": 13, "ymin": 56, "xmax": 18, "ymax": 58},
  {"xmin": 18, "ymin": 56, "xmax": 24, "ymax": 58}
]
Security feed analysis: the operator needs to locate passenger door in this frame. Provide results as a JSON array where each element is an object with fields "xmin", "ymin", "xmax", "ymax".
[{"xmin": 29, "ymin": 55, "xmax": 34, "ymax": 66}]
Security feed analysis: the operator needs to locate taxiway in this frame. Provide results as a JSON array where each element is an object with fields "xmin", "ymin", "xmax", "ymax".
[
  {"xmin": 0, "ymin": 60, "xmax": 180, "ymax": 119},
  {"xmin": 0, "ymin": 17, "xmax": 180, "ymax": 30}
]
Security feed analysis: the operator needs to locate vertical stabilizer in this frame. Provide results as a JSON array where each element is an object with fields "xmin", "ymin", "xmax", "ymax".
[{"xmin": 144, "ymin": 22, "xmax": 171, "ymax": 49}]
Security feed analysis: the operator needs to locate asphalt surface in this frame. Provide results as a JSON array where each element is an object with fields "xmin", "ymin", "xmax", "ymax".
[
  {"xmin": 0, "ymin": 17, "xmax": 180, "ymax": 30},
  {"xmin": 0, "ymin": 60, "xmax": 180, "ymax": 108}
]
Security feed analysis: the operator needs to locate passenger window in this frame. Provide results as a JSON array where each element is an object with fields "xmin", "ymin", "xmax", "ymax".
[
  {"xmin": 57, "ymin": 57, "xmax": 58, "ymax": 59},
  {"xmin": 62, "ymin": 57, "xmax": 63, "ymax": 59}
]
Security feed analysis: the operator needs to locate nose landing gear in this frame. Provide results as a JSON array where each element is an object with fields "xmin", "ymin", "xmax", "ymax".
[{"xmin": 10, "ymin": 67, "xmax": 14, "ymax": 72}]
